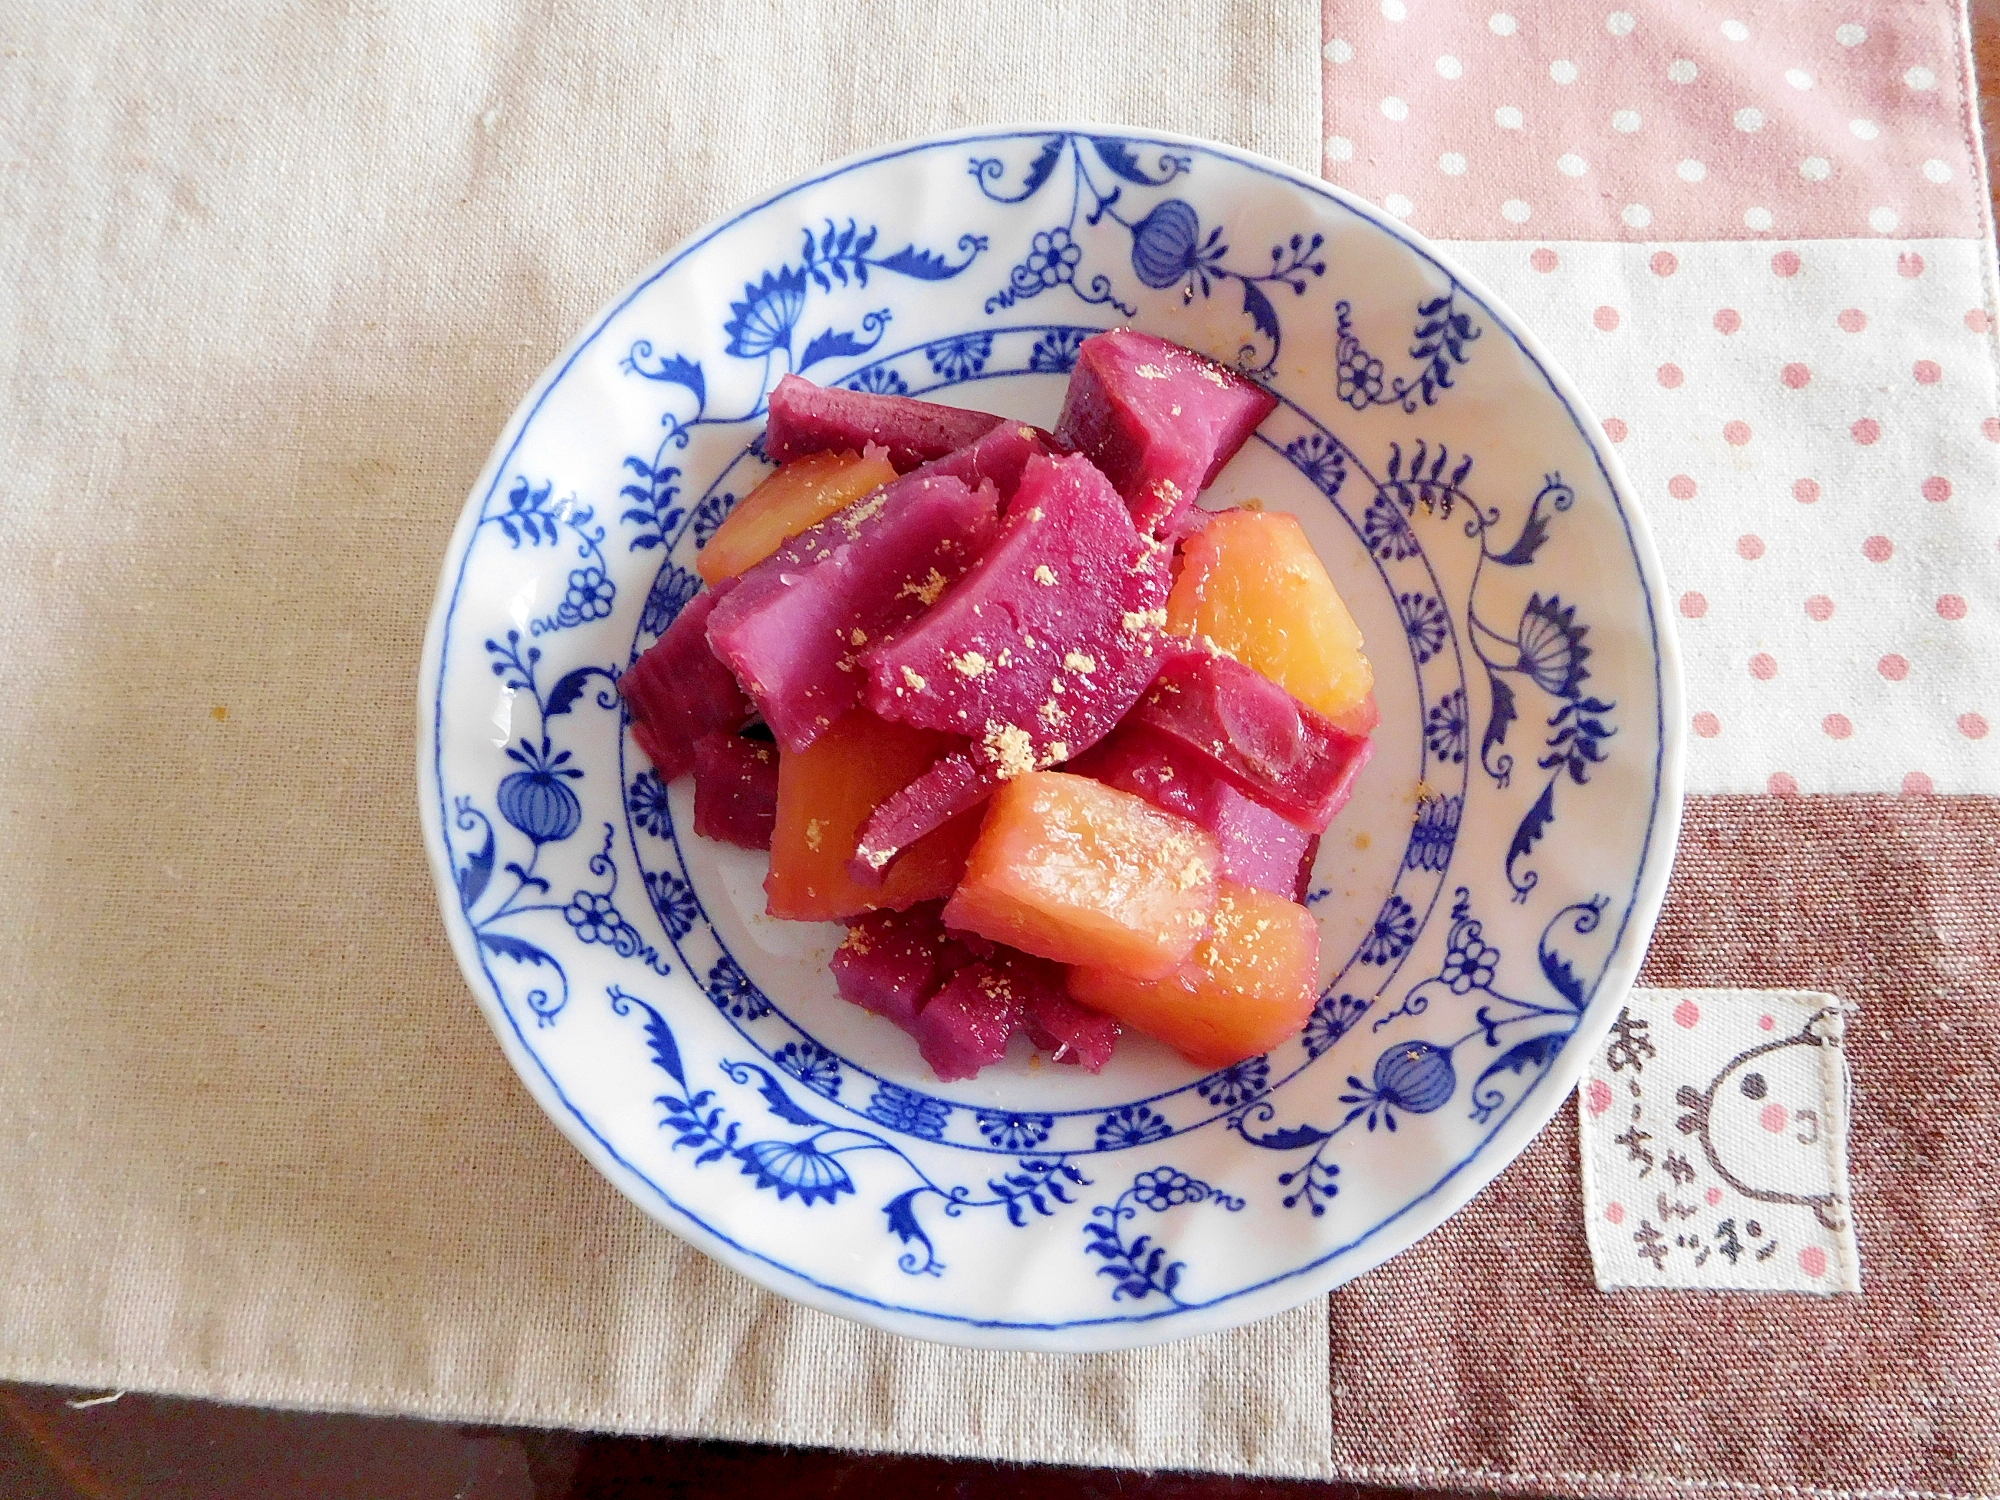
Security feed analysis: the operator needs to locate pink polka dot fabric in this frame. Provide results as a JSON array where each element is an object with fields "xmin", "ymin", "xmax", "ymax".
[
  {"xmin": 1322, "ymin": 3, "xmax": 1984, "ymax": 240},
  {"xmin": 1325, "ymin": 1, "xmax": 2000, "ymax": 793}
]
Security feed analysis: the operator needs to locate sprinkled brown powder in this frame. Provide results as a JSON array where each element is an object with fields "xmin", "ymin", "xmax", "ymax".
[
  {"xmin": 984, "ymin": 723, "xmax": 1036, "ymax": 780},
  {"xmin": 898, "ymin": 567, "xmax": 949, "ymax": 606}
]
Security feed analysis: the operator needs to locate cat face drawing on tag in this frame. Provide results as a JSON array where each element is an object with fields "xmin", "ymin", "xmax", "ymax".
[{"xmin": 1676, "ymin": 1009, "xmax": 1846, "ymax": 1230}]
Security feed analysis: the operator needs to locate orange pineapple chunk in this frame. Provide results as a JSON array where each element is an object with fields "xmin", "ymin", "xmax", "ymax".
[
  {"xmin": 1167, "ymin": 509, "xmax": 1374, "ymax": 728},
  {"xmin": 765, "ymin": 711, "xmax": 977, "ymax": 920},
  {"xmin": 697, "ymin": 447, "xmax": 897, "ymax": 584},
  {"xmin": 1067, "ymin": 881, "xmax": 1321, "ymax": 1067},
  {"xmin": 943, "ymin": 772, "xmax": 1219, "ymax": 980}
]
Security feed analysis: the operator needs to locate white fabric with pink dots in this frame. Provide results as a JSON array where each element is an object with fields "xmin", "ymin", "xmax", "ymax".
[
  {"xmin": 1323, "ymin": 0, "xmax": 2000, "ymax": 793},
  {"xmin": 1579, "ymin": 988, "xmax": 1861, "ymax": 1294},
  {"xmin": 1446, "ymin": 237, "xmax": 1998, "ymax": 794}
]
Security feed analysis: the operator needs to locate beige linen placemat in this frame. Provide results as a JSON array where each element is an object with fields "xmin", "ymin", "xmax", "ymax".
[{"xmin": 0, "ymin": 0, "xmax": 1332, "ymax": 1475}]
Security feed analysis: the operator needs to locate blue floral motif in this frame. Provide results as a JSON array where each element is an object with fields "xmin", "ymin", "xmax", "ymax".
[
  {"xmin": 1028, "ymin": 328, "xmax": 1088, "ymax": 374},
  {"xmin": 1303, "ymin": 991, "xmax": 1372, "ymax": 1058},
  {"xmin": 563, "ymin": 889, "xmax": 620, "ymax": 944},
  {"xmin": 1450, "ymin": 472, "xmax": 1619, "ymax": 896},
  {"xmin": 865, "ymin": 1082, "xmax": 950, "ymax": 1141},
  {"xmin": 1516, "ymin": 594, "xmax": 1591, "ymax": 698},
  {"xmin": 774, "ymin": 1040, "xmax": 842, "ymax": 1100},
  {"xmin": 1334, "ymin": 290, "xmax": 1481, "ymax": 412},
  {"xmin": 725, "ymin": 264, "xmax": 810, "ymax": 359},
  {"xmin": 1197, "ymin": 1058, "xmax": 1271, "ymax": 1109},
  {"xmin": 1426, "ymin": 688, "xmax": 1469, "ymax": 765},
  {"xmin": 610, "ymin": 987, "xmax": 1099, "ymax": 1280},
  {"xmin": 976, "ymin": 1110, "xmax": 1054, "ymax": 1151},
  {"xmin": 1283, "ymin": 431, "xmax": 1347, "ymax": 499},
  {"xmin": 497, "ymin": 738, "xmax": 583, "ymax": 845},
  {"xmin": 1399, "ymin": 591, "xmax": 1450, "ymax": 665},
  {"xmin": 844, "ymin": 365, "xmax": 910, "ymax": 394},
  {"xmin": 627, "ymin": 772, "xmax": 672, "ymax": 839},
  {"xmin": 1341, "ymin": 1041, "xmax": 1458, "ymax": 1131},
  {"xmin": 642, "ymin": 869, "xmax": 701, "ymax": 940},
  {"xmin": 970, "ymin": 134, "xmax": 1322, "ymax": 371},
  {"xmin": 457, "ymin": 634, "xmax": 625, "ymax": 1030},
  {"xmin": 558, "ymin": 566, "xmax": 616, "ymax": 625},
  {"xmin": 558, "ymin": 826, "xmax": 674, "ymax": 975},
  {"xmin": 1440, "ymin": 923, "xmax": 1499, "ymax": 994},
  {"xmin": 1095, "ymin": 1103, "xmax": 1171, "ymax": 1150},
  {"xmin": 1336, "ymin": 322, "xmax": 1386, "ymax": 408},
  {"xmin": 1359, "ymin": 895, "xmax": 1419, "ymax": 966},
  {"xmin": 1362, "ymin": 494, "xmax": 1421, "ymax": 561},
  {"xmin": 688, "ymin": 489, "xmax": 735, "ymax": 549},
  {"xmin": 925, "ymin": 332, "xmax": 993, "ymax": 381},
  {"xmin": 1130, "ymin": 1166, "xmax": 1230, "ymax": 1211},
  {"xmin": 1406, "ymin": 793, "xmax": 1462, "ymax": 873},
  {"xmin": 487, "ymin": 479, "xmax": 618, "ymax": 638},
  {"xmin": 1023, "ymin": 227, "xmax": 1083, "ymax": 288},
  {"xmin": 707, "ymin": 955, "xmax": 772, "ymax": 1021},
  {"xmin": 637, "ymin": 561, "xmax": 701, "ymax": 640},
  {"xmin": 1083, "ymin": 1167, "xmax": 1243, "ymax": 1303},
  {"xmin": 737, "ymin": 1137, "xmax": 855, "ymax": 1206},
  {"xmin": 617, "ymin": 219, "xmax": 984, "ymax": 521}
]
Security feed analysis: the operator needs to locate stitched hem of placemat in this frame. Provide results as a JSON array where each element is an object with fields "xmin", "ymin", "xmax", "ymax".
[
  {"xmin": 1326, "ymin": 1459, "xmax": 1990, "ymax": 1500},
  {"xmin": 4, "ymin": 1360, "xmax": 1337, "ymax": 1479},
  {"xmin": 1953, "ymin": 0, "xmax": 2000, "ymax": 379}
]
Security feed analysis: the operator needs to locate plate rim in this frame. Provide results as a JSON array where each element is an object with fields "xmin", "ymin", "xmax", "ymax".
[{"xmin": 416, "ymin": 120, "xmax": 1686, "ymax": 1351}]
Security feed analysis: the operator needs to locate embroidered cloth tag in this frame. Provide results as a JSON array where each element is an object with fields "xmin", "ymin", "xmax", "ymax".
[{"xmin": 1578, "ymin": 988, "xmax": 1860, "ymax": 1294}]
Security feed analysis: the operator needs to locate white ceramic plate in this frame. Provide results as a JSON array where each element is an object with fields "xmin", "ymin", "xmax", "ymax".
[{"xmin": 418, "ymin": 125, "xmax": 1683, "ymax": 1350}]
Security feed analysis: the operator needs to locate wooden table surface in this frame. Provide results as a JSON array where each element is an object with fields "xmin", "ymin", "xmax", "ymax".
[{"xmin": 7, "ymin": 8, "xmax": 1997, "ymax": 1495}]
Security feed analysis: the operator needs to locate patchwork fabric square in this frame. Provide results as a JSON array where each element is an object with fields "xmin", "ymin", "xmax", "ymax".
[{"xmin": 1579, "ymin": 987, "xmax": 1860, "ymax": 1293}]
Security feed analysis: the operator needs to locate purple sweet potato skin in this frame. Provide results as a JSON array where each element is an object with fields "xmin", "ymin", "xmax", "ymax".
[
  {"xmin": 765, "ymin": 374, "xmax": 1006, "ymax": 473},
  {"xmin": 1127, "ymin": 650, "xmax": 1373, "ymax": 833},
  {"xmin": 1053, "ymin": 330, "xmax": 1278, "ymax": 536},
  {"xmin": 705, "ymin": 473, "xmax": 999, "ymax": 754},
  {"xmin": 620, "ymin": 578, "xmax": 753, "ymax": 781},
  {"xmin": 1069, "ymin": 721, "xmax": 1311, "ymax": 897},
  {"xmin": 830, "ymin": 902, "xmax": 957, "ymax": 1033},
  {"xmin": 690, "ymin": 733, "xmax": 779, "ymax": 850},
  {"xmin": 912, "ymin": 963, "xmax": 1024, "ymax": 1081},
  {"xmin": 861, "ymin": 452, "xmax": 1173, "ymax": 777}
]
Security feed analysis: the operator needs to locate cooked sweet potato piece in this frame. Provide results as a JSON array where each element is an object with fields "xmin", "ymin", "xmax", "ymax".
[
  {"xmin": 1053, "ymin": 330, "xmax": 1277, "ymax": 536},
  {"xmin": 943, "ymin": 771, "xmax": 1219, "ymax": 980},
  {"xmin": 764, "ymin": 711, "xmax": 979, "ymax": 921},
  {"xmin": 698, "ymin": 447, "xmax": 897, "ymax": 584},
  {"xmin": 1068, "ymin": 882, "xmax": 1320, "ymax": 1068},
  {"xmin": 1167, "ymin": 508, "xmax": 1375, "ymax": 727}
]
